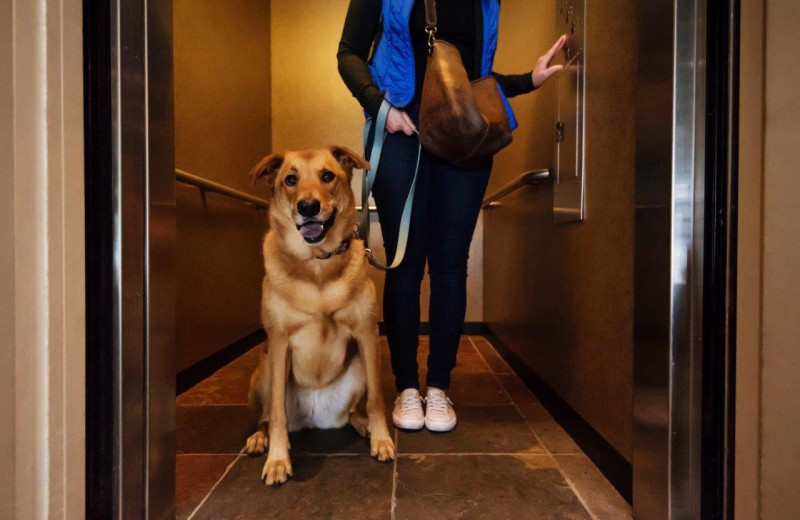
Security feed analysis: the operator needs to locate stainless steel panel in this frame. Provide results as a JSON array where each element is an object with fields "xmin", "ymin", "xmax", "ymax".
[
  {"xmin": 146, "ymin": 0, "xmax": 176, "ymax": 518},
  {"xmin": 554, "ymin": 0, "xmax": 586, "ymax": 224},
  {"xmin": 633, "ymin": 0, "xmax": 705, "ymax": 517},
  {"xmin": 111, "ymin": 0, "xmax": 175, "ymax": 518},
  {"xmin": 111, "ymin": 0, "xmax": 147, "ymax": 514}
]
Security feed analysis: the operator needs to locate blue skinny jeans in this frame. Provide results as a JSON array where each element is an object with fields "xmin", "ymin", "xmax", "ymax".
[{"xmin": 367, "ymin": 103, "xmax": 491, "ymax": 392}]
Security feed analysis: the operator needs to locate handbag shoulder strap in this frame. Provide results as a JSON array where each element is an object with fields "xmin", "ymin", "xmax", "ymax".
[
  {"xmin": 423, "ymin": 0, "xmax": 437, "ymax": 31},
  {"xmin": 423, "ymin": 0, "xmax": 438, "ymax": 54}
]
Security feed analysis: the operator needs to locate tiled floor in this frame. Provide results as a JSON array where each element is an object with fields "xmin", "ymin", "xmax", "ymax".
[{"xmin": 176, "ymin": 336, "xmax": 631, "ymax": 520}]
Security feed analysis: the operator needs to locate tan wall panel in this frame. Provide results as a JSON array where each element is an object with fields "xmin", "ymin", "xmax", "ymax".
[
  {"xmin": 270, "ymin": 0, "xmax": 483, "ymax": 322},
  {"xmin": 484, "ymin": 0, "xmax": 636, "ymax": 459},
  {"xmin": 735, "ymin": 0, "xmax": 765, "ymax": 517},
  {"xmin": 0, "ymin": 0, "xmax": 15, "ymax": 512},
  {"xmin": 174, "ymin": 0, "xmax": 271, "ymax": 371},
  {"xmin": 759, "ymin": 0, "xmax": 800, "ymax": 517}
]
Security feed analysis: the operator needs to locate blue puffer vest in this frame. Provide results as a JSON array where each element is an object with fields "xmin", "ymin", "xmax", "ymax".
[{"xmin": 368, "ymin": 0, "xmax": 518, "ymax": 130}]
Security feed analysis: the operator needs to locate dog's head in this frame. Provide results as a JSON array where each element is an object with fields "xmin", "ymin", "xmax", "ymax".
[{"xmin": 249, "ymin": 146, "xmax": 369, "ymax": 248}]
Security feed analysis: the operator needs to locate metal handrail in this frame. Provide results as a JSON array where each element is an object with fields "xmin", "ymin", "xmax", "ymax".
[
  {"xmin": 176, "ymin": 169, "xmax": 269, "ymax": 209},
  {"xmin": 481, "ymin": 169, "xmax": 550, "ymax": 209},
  {"xmin": 175, "ymin": 168, "xmax": 376, "ymax": 212}
]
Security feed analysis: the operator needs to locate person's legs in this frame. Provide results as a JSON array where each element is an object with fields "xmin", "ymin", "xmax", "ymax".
[
  {"xmin": 425, "ymin": 158, "xmax": 491, "ymax": 392},
  {"xmin": 369, "ymin": 129, "xmax": 430, "ymax": 392}
]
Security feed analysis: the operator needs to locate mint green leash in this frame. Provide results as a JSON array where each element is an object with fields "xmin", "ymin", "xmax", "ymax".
[{"xmin": 359, "ymin": 100, "xmax": 422, "ymax": 270}]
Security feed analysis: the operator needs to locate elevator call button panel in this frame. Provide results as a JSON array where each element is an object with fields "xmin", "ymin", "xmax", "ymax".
[{"xmin": 554, "ymin": 0, "xmax": 586, "ymax": 224}]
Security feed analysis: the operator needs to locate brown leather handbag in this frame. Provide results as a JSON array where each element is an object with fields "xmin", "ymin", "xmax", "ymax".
[{"xmin": 418, "ymin": 0, "xmax": 513, "ymax": 170}]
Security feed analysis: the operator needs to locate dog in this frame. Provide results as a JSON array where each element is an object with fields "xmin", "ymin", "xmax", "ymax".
[{"xmin": 245, "ymin": 146, "xmax": 395, "ymax": 485}]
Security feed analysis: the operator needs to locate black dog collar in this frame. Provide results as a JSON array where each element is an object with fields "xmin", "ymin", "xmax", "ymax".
[
  {"xmin": 316, "ymin": 238, "xmax": 352, "ymax": 260},
  {"xmin": 316, "ymin": 226, "xmax": 360, "ymax": 260}
]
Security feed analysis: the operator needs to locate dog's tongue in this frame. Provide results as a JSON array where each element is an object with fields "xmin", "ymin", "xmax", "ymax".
[{"xmin": 299, "ymin": 221, "xmax": 324, "ymax": 239}]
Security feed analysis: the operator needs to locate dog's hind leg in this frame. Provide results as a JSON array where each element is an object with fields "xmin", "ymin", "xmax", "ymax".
[
  {"xmin": 246, "ymin": 351, "xmax": 271, "ymax": 456},
  {"xmin": 344, "ymin": 354, "xmax": 369, "ymax": 437},
  {"xmin": 348, "ymin": 412, "xmax": 369, "ymax": 438}
]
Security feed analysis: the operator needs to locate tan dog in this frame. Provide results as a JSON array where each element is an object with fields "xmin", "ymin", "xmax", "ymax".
[{"xmin": 245, "ymin": 146, "xmax": 395, "ymax": 485}]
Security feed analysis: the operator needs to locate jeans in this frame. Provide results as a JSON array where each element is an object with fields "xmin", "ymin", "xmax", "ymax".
[{"xmin": 367, "ymin": 103, "xmax": 491, "ymax": 392}]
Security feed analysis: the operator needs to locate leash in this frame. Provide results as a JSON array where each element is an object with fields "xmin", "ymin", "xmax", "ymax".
[{"xmin": 359, "ymin": 99, "xmax": 422, "ymax": 271}]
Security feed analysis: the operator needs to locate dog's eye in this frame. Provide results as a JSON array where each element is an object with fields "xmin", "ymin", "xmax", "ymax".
[
  {"xmin": 284, "ymin": 174, "xmax": 297, "ymax": 186},
  {"xmin": 321, "ymin": 170, "xmax": 335, "ymax": 183}
]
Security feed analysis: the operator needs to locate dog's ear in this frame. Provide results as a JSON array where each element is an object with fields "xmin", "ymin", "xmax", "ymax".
[
  {"xmin": 329, "ymin": 145, "xmax": 370, "ymax": 179},
  {"xmin": 248, "ymin": 153, "xmax": 285, "ymax": 196}
]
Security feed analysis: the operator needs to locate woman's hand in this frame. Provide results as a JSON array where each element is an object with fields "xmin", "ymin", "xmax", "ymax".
[
  {"xmin": 531, "ymin": 34, "xmax": 567, "ymax": 88},
  {"xmin": 385, "ymin": 106, "xmax": 417, "ymax": 136}
]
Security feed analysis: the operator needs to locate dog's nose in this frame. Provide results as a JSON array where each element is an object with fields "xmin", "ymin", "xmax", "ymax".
[{"xmin": 297, "ymin": 199, "xmax": 321, "ymax": 217}]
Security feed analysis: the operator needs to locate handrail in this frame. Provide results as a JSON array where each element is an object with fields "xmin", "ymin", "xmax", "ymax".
[
  {"xmin": 175, "ymin": 169, "xmax": 376, "ymax": 212},
  {"xmin": 176, "ymin": 169, "xmax": 269, "ymax": 209},
  {"xmin": 481, "ymin": 169, "xmax": 550, "ymax": 209}
]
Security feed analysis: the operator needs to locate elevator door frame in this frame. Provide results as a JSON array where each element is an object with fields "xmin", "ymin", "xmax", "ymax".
[
  {"xmin": 84, "ymin": 0, "xmax": 175, "ymax": 518},
  {"xmin": 83, "ymin": 0, "xmax": 738, "ymax": 518},
  {"xmin": 633, "ymin": 0, "xmax": 738, "ymax": 518}
]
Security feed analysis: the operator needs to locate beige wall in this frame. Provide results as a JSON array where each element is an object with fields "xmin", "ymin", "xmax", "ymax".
[
  {"xmin": 737, "ymin": 0, "xmax": 800, "ymax": 518},
  {"xmin": 270, "ymin": 0, "xmax": 483, "ymax": 322},
  {"xmin": 0, "ymin": 0, "xmax": 15, "ymax": 514},
  {"xmin": 174, "ymin": 0, "xmax": 271, "ymax": 371},
  {"xmin": 3, "ymin": 0, "xmax": 85, "ymax": 516},
  {"xmin": 484, "ymin": 0, "xmax": 636, "ymax": 460}
]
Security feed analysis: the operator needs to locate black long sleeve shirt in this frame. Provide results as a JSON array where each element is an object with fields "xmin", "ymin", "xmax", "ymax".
[{"xmin": 337, "ymin": 0, "xmax": 535, "ymax": 118}]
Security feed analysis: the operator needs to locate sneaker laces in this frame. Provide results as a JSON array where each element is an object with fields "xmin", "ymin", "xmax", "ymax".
[
  {"xmin": 425, "ymin": 394, "xmax": 453, "ymax": 414},
  {"xmin": 396, "ymin": 393, "xmax": 423, "ymax": 413}
]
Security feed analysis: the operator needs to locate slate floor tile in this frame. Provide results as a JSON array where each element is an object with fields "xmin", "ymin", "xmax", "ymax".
[
  {"xmin": 177, "ymin": 405, "xmax": 256, "ymax": 454},
  {"xmin": 193, "ymin": 455, "xmax": 393, "ymax": 520},
  {"xmin": 180, "ymin": 335, "xmax": 625, "ymax": 520},
  {"xmin": 395, "ymin": 455, "xmax": 592, "ymax": 520},
  {"xmin": 178, "ymin": 345, "xmax": 262, "ymax": 406},
  {"xmin": 397, "ymin": 404, "xmax": 544, "ymax": 454},
  {"xmin": 176, "ymin": 454, "xmax": 237, "ymax": 520},
  {"xmin": 469, "ymin": 335, "xmax": 514, "ymax": 375},
  {"xmin": 526, "ymin": 404, "xmax": 583, "ymax": 454},
  {"xmin": 497, "ymin": 373, "xmax": 541, "ymax": 415},
  {"xmin": 555, "ymin": 454, "xmax": 632, "ymax": 520}
]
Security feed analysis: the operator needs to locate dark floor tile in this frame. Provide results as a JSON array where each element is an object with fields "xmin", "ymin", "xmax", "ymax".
[
  {"xmin": 417, "ymin": 345, "xmax": 489, "ymax": 375},
  {"xmin": 420, "ymin": 371, "xmax": 510, "ymax": 405},
  {"xmin": 555, "ymin": 454, "xmax": 632, "ymax": 520},
  {"xmin": 176, "ymin": 454, "xmax": 238, "ymax": 520},
  {"xmin": 470, "ymin": 336, "xmax": 514, "ymax": 375},
  {"xmin": 497, "ymin": 374, "xmax": 541, "ymax": 414},
  {"xmin": 178, "ymin": 345, "xmax": 262, "ymax": 406},
  {"xmin": 289, "ymin": 426, "xmax": 370, "ymax": 455},
  {"xmin": 177, "ymin": 405, "xmax": 256, "ymax": 454},
  {"xmin": 395, "ymin": 455, "xmax": 592, "ymax": 520},
  {"xmin": 193, "ymin": 455, "xmax": 393, "ymax": 520},
  {"xmin": 526, "ymin": 404, "xmax": 582, "ymax": 454},
  {"xmin": 397, "ymin": 404, "xmax": 543, "ymax": 454}
]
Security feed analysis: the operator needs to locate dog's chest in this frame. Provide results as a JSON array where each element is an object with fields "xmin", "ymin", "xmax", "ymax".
[{"xmin": 289, "ymin": 320, "xmax": 352, "ymax": 388}]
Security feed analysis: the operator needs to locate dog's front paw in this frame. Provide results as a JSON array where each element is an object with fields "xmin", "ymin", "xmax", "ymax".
[
  {"xmin": 262, "ymin": 457, "xmax": 293, "ymax": 485},
  {"xmin": 245, "ymin": 430, "xmax": 268, "ymax": 456},
  {"xmin": 370, "ymin": 436, "xmax": 396, "ymax": 462}
]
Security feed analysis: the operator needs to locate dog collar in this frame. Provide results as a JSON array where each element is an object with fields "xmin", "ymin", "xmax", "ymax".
[{"xmin": 316, "ymin": 238, "xmax": 352, "ymax": 260}]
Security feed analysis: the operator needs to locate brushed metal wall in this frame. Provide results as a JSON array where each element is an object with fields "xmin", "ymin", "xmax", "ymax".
[
  {"xmin": 174, "ymin": 0, "xmax": 270, "ymax": 372},
  {"xmin": 484, "ymin": 0, "xmax": 637, "ymax": 461}
]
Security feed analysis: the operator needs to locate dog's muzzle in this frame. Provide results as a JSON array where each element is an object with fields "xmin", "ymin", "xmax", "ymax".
[{"xmin": 296, "ymin": 208, "xmax": 337, "ymax": 244}]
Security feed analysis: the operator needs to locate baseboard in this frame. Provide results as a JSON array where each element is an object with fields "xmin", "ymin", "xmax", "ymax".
[
  {"xmin": 483, "ymin": 328, "xmax": 633, "ymax": 504},
  {"xmin": 176, "ymin": 329, "xmax": 266, "ymax": 395}
]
